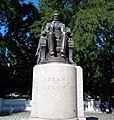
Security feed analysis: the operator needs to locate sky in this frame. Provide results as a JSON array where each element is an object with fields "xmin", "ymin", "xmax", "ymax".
[
  {"xmin": 0, "ymin": 0, "xmax": 39, "ymax": 36},
  {"xmin": 24, "ymin": 0, "xmax": 39, "ymax": 8}
]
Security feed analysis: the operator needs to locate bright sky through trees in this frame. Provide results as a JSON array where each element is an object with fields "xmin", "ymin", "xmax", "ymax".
[
  {"xmin": 25, "ymin": 0, "xmax": 38, "ymax": 8},
  {"xmin": 0, "ymin": 0, "xmax": 38, "ymax": 36}
]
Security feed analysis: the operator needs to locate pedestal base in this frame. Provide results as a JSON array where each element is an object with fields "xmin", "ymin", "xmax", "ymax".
[{"xmin": 25, "ymin": 63, "xmax": 86, "ymax": 120}]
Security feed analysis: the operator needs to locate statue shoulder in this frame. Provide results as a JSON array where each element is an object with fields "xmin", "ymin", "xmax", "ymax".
[
  {"xmin": 46, "ymin": 22, "xmax": 51, "ymax": 27},
  {"xmin": 45, "ymin": 22, "xmax": 52, "ymax": 30},
  {"xmin": 60, "ymin": 22, "xmax": 65, "ymax": 27},
  {"xmin": 59, "ymin": 22, "xmax": 65, "ymax": 32}
]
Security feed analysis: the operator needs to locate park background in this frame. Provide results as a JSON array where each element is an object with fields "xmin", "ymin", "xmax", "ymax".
[{"xmin": 0, "ymin": 0, "xmax": 114, "ymax": 112}]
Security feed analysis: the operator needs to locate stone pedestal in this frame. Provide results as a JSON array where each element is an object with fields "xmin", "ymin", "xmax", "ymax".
[{"xmin": 29, "ymin": 63, "xmax": 85, "ymax": 120}]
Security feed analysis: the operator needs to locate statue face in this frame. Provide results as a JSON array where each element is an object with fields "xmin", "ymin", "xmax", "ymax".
[{"xmin": 53, "ymin": 12, "xmax": 59, "ymax": 21}]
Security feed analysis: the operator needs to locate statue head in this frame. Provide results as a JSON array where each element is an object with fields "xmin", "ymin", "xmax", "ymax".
[{"xmin": 52, "ymin": 11, "xmax": 60, "ymax": 21}]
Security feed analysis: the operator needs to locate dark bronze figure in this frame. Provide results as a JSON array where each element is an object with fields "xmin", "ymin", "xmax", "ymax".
[{"xmin": 36, "ymin": 11, "xmax": 74, "ymax": 64}]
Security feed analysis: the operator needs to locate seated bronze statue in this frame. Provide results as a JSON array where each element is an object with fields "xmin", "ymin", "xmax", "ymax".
[{"xmin": 36, "ymin": 11, "xmax": 74, "ymax": 64}]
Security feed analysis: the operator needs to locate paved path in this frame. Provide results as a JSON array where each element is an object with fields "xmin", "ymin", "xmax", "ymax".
[
  {"xmin": 0, "ymin": 112, "xmax": 114, "ymax": 120},
  {"xmin": 0, "ymin": 112, "xmax": 30, "ymax": 120}
]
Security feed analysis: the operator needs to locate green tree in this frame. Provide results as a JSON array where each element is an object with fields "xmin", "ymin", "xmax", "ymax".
[
  {"xmin": 0, "ymin": 0, "xmax": 39, "ymax": 98},
  {"xmin": 72, "ymin": 0, "xmax": 114, "ymax": 99}
]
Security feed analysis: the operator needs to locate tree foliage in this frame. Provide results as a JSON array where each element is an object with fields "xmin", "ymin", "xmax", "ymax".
[
  {"xmin": 0, "ymin": 0, "xmax": 39, "ymax": 97},
  {"xmin": 72, "ymin": 0, "xmax": 114, "ymax": 99}
]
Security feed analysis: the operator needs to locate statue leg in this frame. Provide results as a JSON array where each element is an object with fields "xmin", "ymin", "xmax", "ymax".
[
  {"xmin": 48, "ymin": 32, "xmax": 55, "ymax": 56},
  {"xmin": 60, "ymin": 32, "xmax": 67, "ymax": 57}
]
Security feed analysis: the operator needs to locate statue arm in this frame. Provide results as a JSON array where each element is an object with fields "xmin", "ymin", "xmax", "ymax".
[
  {"xmin": 60, "ymin": 23, "xmax": 66, "ymax": 32},
  {"xmin": 60, "ymin": 24, "xmax": 72, "ymax": 35}
]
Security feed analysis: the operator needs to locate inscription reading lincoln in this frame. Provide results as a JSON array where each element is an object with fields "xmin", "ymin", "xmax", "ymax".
[{"xmin": 43, "ymin": 85, "xmax": 73, "ymax": 90}]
